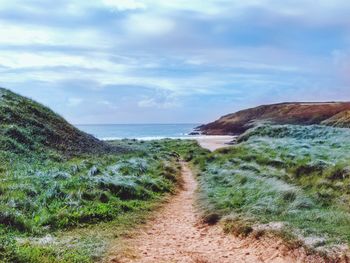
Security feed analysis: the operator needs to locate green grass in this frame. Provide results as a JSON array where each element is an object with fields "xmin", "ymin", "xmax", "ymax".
[
  {"xmin": 3, "ymin": 86, "xmax": 350, "ymax": 260},
  {"xmin": 0, "ymin": 88, "xmax": 120, "ymax": 156},
  {"xmin": 3, "ymin": 120, "xmax": 350, "ymax": 260},
  {"xmin": 0, "ymin": 139, "xmax": 184, "ymax": 262},
  {"xmin": 0, "ymin": 88, "xmax": 196, "ymax": 262},
  {"xmin": 193, "ymin": 124, "xmax": 350, "ymax": 253}
]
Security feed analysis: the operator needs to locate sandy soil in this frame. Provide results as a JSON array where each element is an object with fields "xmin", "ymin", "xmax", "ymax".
[
  {"xmin": 195, "ymin": 136, "xmax": 235, "ymax": 151},
  {"xmin": 108, "ymin": 162, "xmax": 323, "ymax": 263}
]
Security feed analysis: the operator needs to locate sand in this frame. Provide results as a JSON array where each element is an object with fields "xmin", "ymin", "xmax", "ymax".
[
  {"xmin": 108, "ymin": 162, "xmax": 323, "ymax": 263},
  {"xmin": 195, "ymin": 136, "xmax": 235, "ymax": 151}
]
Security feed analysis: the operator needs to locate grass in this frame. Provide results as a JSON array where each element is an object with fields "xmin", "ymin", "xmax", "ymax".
[
  {"xmin": 0, "ymin": 88, "xmax": 120, "ymax": 156},
  {"xmin": 3, "ymin": 87, "xmax": 350, "ymax": 260},
  {"xmin": 193, "ymin": 124, "xmax": 350, "ymax": 254},
  {"xmin": 0, "ymin": 88, "xmax": 190, "ymax": 262},
  {"xmin": 3, "ymin": 117, "xmax": 350, "ymax": 260},
  {"xmin": 0, "ymin": 139, "xmax": 184, "ymax": 262}
]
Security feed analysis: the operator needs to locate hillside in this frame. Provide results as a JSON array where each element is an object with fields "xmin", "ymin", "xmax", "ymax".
[
  {"xmin": 0, "ymin": 89, "xmax": 184, "ymax": 262},
  {"xmin": 198, "ymin": 102, "xmax": 350, "ymax": 135},
  {"xmin": 192, "ymin": 124, "xmax": 350, "ymax": 258},
  {"xmin": 322, "ymin": 110, "xmax": 350, "ymax": 127},
  {"xmin": 0, "ymin": 88, "xmax": 117, "ymax": 156}
]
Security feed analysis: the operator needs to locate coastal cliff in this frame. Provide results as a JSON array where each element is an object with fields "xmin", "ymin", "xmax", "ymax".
[{"xmin": 198, "ymin": 102, "xmax": 350, "ymax": 135}]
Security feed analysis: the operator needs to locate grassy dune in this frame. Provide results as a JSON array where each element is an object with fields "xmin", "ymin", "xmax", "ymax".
[
  {"xmin": 194, "ymin": 124, "xmax": 350, "ymax": 254},
  {"xmin": 0, "ymin": 88, "xmax": 118, "ymax": 156},
  {"xmin": 0, "ymin": 140, "xmax": 183, "ymax": 262},
  {"xmin": 0, "ymin": 89, "xmax": 184, "ymax": 262}
]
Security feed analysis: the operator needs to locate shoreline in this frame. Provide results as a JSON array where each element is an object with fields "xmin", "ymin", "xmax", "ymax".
[
  {"xmin": 104, "ymin": 135, "xmax": 236, "ymax": 152},
  {"xmin": 195, "ymin": 135, "xmax": 236, "ymax": 151},
  {"xmin": 102, "ymin": 135, "xmax": 234, "ymax": 141}
]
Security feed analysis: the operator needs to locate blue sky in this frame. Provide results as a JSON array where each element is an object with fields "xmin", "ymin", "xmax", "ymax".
[{"xmin": 1, "ymin": 0, "xmax": 350, "ymax": 124}]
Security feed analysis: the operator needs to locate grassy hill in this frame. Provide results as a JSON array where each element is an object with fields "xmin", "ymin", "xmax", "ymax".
[
  {"xmin": 147, "ymin": 129, "xmax": 350, "ymax": 259},
  {"xmin": 198, "ymin": 102, "xmax": 350, "ymax": 135},
  {"xmin": 0, "ymin": 89, "xmax": 184, "ymax": 262},
  {"xmin": 0, "ymin": 88, "xmax": 118, "ymax": 156},
  {"xmin": 188, "ymin": 124, "xmax": 350, "ymax": 258}
]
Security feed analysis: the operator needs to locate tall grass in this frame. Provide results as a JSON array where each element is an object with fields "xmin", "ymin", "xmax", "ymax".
[
  {"xmin": 0, "ymin": 140, "xmax": 183, "ymax": 262},
  {"xmin": 195, "ymin": 124, "xmax": 350, "ymax": 253}
]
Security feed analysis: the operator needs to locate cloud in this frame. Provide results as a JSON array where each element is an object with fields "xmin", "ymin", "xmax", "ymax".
[
  {"xmin": 101, "ymin": 0, "xmax": 146, "ymax": 11},
  {"xmin": 138, "ymin": 98, "xmax": 178, "ymax": 109},
  {"xmin": 123, "ymin": 14, "xmax": 175, "ymax": 36},
  {"xmin": 0, "ymin": 0, "xmax": 350, "ymax": 123},
  {"xmin": 138, "ymin": 92, "xmax": 180, "ymax": 109}
]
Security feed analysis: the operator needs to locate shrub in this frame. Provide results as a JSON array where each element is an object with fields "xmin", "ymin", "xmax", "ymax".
[
  {"xmin": 202, "ymin": 213, "xmax": 221, "ymax": 225},
  {"xmin": 223, "ymin": 217, "xmax": 253, "ymax": 237},
  {"xmin": 326, "ymin": 165, "xmax": 350, "ymax": 181},
  {"xmin": 97, "ymin": 176, "xmax": 149, "ymax": 200},
  {"xmin": 87, "ymin": 166, "xmax": 100, "ymax": 177},
  {"xmin": 0, "ymin": 232, "xmax": 19, "ymax": 262},
  {"xmin": 0, "ymin": 208, "xmax": 30, "ymax": 232}
]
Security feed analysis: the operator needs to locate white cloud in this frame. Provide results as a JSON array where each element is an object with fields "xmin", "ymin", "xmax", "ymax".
[
  {"xmin": 101, "ymin": 0, "xmax": 146, "ymax": 11},
  {"xmin": 138, "ymin": 94, "xmax": 180, "ymax": 109},
  {"xmin": 1, "ymin": 0, "xmax": 350, "ymax": 123},
  {"xmin": 0, "ymin": 22, "xmax": 110, "ymax": 48},
  {"xmin": 0, "ymin": 24, "xmax": 52, "ymax": 45},
  {"xmin": 142, "ymin": 0, "xmax": 243, "ymax": 15},
  {"xmin": 123, "ymin": 14, "xmax": 175, "ymax": 36}
]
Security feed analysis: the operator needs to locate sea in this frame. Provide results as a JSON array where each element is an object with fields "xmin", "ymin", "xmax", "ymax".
[{"xmin": 76, "ymin": 124, "xmax": 202, "ymax": 140}]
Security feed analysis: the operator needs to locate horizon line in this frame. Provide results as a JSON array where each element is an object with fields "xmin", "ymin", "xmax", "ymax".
[{"xmin": 74, "ymin": 123, "xmax": 203, "ymax": 126}]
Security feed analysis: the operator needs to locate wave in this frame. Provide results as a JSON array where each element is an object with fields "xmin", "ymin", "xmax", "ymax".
[{"xmin": 101, "ymin": 135, "xmax": 235, "ymax": 141}]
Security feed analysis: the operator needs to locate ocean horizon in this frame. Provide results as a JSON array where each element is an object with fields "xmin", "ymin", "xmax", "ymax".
[{"xmin": 76, "ymin": 123, "xmax": 202, "ymax": 140}]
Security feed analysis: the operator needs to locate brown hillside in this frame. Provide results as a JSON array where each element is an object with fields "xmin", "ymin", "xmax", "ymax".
[
  {"xmin": 198, "ymin": 102, "xmax": 350, "ymax": 135},
  {"xmin": 322, "ymin": 110, "xmax": 350, "ymax": 128}
]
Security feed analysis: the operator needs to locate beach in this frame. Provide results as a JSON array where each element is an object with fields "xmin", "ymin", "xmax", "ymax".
[
  {"xmin": 195, "ymin": 135, "xmax": 236, "ymax": 151},
  {"xmin": 77, "ymin": 124, "xmax": 236, "ymax": 152}
]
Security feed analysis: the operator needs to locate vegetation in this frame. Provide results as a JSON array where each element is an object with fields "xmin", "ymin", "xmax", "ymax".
[
  {"xmin": 0, "ymin": 88, "xmax": 120, "ymax": 156},
  {"xmin": 0, "ymin": 89, "xmax": 184, "ymax": 262},
  {"xmin": 109, "ymin": 128, "xmax": 350, "ymax": 256},
  {"xmin": 198, "ymin": 102, "xmax": 350, "ymax": 135},
  {"xmin": 0, "ymin": 140, "xmax": 184, "ymax": 262},
  {"xmin": 2, "ymin": 88, "xmax": 350, "ymax": 260},
  {"xmin": 194, "ymin": 124, "xmax": 350, "ymax": 254}
]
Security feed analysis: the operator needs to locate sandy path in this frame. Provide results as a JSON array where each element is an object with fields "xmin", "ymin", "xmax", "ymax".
[
  {"xmin": 195, "ymin": 136, "xmax": 235, "ymax": 152},
  {"xmin": 109, "ymin": 162, "xmax": 321, "ymax": 263}
]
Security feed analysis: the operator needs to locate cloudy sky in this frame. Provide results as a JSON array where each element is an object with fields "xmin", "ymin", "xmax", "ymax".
[{"xmin": 1, "ymin": 0, "xmax": 350, "ymax": 124}]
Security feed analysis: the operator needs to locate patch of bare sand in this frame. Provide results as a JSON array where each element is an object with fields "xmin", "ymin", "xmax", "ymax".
[
  {"xmin": 195, "ymin": 136, "xmax": 235, "ymax": 152},
  {"xmin": 108, "ymin": 162, "xmax": 324, "ymax": 263}
]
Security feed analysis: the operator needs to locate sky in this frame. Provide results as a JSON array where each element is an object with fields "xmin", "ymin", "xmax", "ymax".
[{"xmin": 1, "ymin": 0, "xmax": 350, "ymax": 124}]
